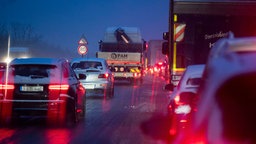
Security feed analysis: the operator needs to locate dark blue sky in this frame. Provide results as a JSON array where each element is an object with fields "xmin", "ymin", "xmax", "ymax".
[{"xmin": 0, "ymin": 0, "xmax": 169, "ymax": 57}]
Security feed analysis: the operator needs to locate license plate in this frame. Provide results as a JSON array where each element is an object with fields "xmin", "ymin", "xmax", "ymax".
[
  {"xmin": 114, "ymin": 73, "xmax": 133, "ymax": 77},
  {"xmin": 84, "ymin": 84, "xmax": 95, "ymax": 89},
  {"xmin": 114, "ymin": 73, "xmax": 124, "ymax": 77},
  {"xmin": 20, "ymin": 86, "xmax": 44, "ymax": 92}
]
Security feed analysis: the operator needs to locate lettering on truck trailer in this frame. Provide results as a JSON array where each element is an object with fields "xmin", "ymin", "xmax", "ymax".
[{"xmin": 111, "ymin": 53, "xmax": 128, "ymax": 59}]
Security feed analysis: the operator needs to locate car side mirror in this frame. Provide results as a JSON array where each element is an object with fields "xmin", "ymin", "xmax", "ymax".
[
  {"xmin": 163, "ymin": 83, "xmax": 174, "ymax": 91},
  {"xmin": 78, "ymin": 73, "xmax": 86, "ymax": 80}
]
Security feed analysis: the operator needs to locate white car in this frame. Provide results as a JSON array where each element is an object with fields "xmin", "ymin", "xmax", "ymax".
[
  {"xmin": 167, "ymin": 64, "xmax": 205, "ymax": 136},
  {"xmin": 71, "ymin": 58, "xmax": 114, "ymax": 98},
  {"xmin": 167, "ymin": 64, "xmax": 205, "ymax": 113},
  {"xmin": 182, "ymin": 36, "xmax": 256, "ymax": 144}
]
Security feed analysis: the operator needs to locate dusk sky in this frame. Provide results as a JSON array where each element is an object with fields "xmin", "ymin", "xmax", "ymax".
[{"xmin": 0, "ymin": 0, "xmax": 169, "ymax": 57}]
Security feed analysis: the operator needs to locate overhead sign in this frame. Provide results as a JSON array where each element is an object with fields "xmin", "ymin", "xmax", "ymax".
[{"xmin": 78, "ymin": 45, "xmax": 88, "ymax": 55}]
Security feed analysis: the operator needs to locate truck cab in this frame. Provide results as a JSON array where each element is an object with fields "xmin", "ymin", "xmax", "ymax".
[{"xmin": 163, "ymin": 0, "xmax": 256, "ymax": 87}]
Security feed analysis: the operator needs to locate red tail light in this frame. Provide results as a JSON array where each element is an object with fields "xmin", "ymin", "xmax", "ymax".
[
  {"xmin": 78, "ymin": 83, "xmax": 85, "ymax": 91},
  {"xmin": 98, "ymin": 73, "xmax": 109, "ymax": 78},
  {"xmin": 180, "ymin": 119, "xmax": 188, "ymax": 123},
  {"xmin": 174, "ymin": 95, "xmax": 180, "ymax": 103},
  {"xmin": 48, "ymin": 84, "xmax": 69, "ymax": 90},
  {"xmin": 77, "ymin": 83, "xmax": 86, "ymax": 98},
  {"xmin": 48, "ymin": 84, "xmax": 69, "ymax": 100},
  {"xmin": 133, "ymin": 73, "xmax": 141, "ymax": 77},
  {"xmin": 0, "ymin": 84, "xmax": 15, "ymax": 99},
  {"xmin": 154, "ymin": 67, "xmax": 158, "ymax": 72},
  {"xmin": 0, "ymin": 84, "xmax": 15, "ymax": 90}
]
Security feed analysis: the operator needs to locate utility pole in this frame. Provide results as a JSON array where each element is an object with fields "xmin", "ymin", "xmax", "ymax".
[{"xmin": 168, "ymin": 0, "xmax": 174, "ymax": 84}]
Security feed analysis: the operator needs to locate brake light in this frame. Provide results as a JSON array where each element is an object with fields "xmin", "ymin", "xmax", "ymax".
[
  {"xmin": 0, "ymin": 84, "xmax": 15, "ymax": 90},
  {"xmin": 48, "ymin": 84, "xmax": 69, "ymax": 100},
  {"xmin": 154, "ymin": 67, "xmax": 158, "ymax": 72},
  {"xmin": 0, "ymin": 84, "xmax": 15, "ymax": 99},
  {"xmin": 78, "ymin": 83, "xmax": 85, "ymax": 91},
  {"xmin": 48, "ymin": 84, "xmax": 69, "ymax": 90},
  {"xmin": 174, "ymin": 95, "xmax": 180, "ymax": 103},
  {"xmin": 158, "ymin": 62, "xmax": 163, "ymax": 65},
  {"xmin": 98, "ymin": 73, "xmax": 109, "ymax": 78}
]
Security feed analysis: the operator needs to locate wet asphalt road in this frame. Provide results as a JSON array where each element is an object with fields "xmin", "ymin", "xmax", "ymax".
[{"xmin": 0, "ymin": 74, "xmax": 172, "ymax": 144}]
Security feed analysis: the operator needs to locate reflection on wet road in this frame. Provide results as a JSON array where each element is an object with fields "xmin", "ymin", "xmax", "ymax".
[{"xmin": 0, "ymin": 74, "xmax": 171, "ymax": 144}]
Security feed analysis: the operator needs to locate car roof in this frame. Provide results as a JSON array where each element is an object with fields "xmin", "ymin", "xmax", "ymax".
[
  {"xmin": 10, "ymin": 58, "xmax": 67, "ymax": 66},
  {"xmin": 206, "ymin": 36, "xmax": 256, "ymax": 84},
  {"xmin": 184, "ymin": 64, "xmax": 205, "ymax": 75},
  {"xmin": 208, "ymin": 35, "xmax": 256, "ymax": 59},
  {"xmin": 196, "ymin": 36, "xmax": 256, "ymax": 120}
]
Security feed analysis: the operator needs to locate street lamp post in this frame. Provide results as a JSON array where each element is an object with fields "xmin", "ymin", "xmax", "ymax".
[{"xmin": 168, "ymin": 0, "xmax": 174, "ymax": 84}]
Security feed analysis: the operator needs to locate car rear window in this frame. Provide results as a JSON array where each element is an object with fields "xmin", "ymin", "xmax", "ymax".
[
  {"xmin": 12, "ymin": 64, "xmax": 58, "ymax": 78},
  {"xmin": 186, "ymin": 77, "xmax": 202, "ymax": 86},
  {"xmin": 72, "ymin": 61, "xmax": 102, "ymax": 69}
]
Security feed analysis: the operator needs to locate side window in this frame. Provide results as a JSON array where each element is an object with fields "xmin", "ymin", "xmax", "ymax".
[{"xmin": 69, "ymin": 65, "xmax": 77, "ymax": 78}]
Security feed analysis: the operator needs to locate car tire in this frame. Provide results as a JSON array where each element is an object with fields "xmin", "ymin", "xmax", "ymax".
[
  {"xmin": 110, "ymin": 86, "xmax": 114, "ymax": 98},
  {"xmin": 65, "ymin": 101, "xmax": 78, "ymax": 127},
  {"xmin": 80, "ymin": 98, "xmax": 86, "ymax": 119},
  {"xmin": 106, "ymin": 83, "xmax": 114, "ymax": 98}
]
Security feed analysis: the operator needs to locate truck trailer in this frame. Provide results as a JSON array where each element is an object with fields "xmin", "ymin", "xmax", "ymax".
[
  {"xmin": 96, "ymin": 27, "xmax": 146, "ymax": 85},
  {"xmin": 163, "ymin": 0, "xmax": 256, "ymax": 86}
]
